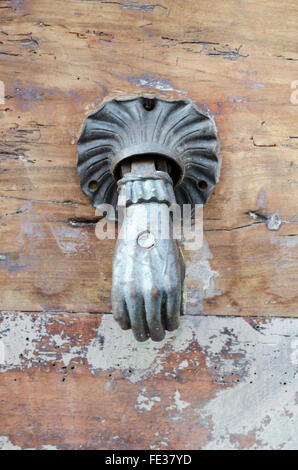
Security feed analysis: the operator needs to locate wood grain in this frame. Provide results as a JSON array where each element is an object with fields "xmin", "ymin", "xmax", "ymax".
[
  {"xmin": 0, "ymin": 311, "xmax": 297, "ymax": 450},
  {"xmin": 0, "ymin": 0, "xmax": 297, "ymax": 316}
]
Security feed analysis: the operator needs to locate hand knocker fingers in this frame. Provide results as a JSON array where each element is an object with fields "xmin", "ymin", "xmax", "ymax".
[
  {"xmin": 144, "ymin": 288, "xmax": 165, "ymax": 342},
  {"xmin": 112, "ymin": 289, "xmax": 131, "ymax": 331},
  {"xmin": 125, "ymin": 292, "xmax": 149, "ymax": 342}
]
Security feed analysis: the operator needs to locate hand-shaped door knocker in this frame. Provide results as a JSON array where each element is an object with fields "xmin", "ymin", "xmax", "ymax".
[{"xmin": 77, "ymin": 96, "xmax": 220, "ymax": 341}]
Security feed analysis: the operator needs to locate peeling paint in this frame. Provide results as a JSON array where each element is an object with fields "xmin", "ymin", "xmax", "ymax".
[
  {"xmin": 8, "ymin": 81, "xmax": 56, "ymax": 111},
  {"xmin": 0, "ymin": 435, "xmax": 57, "ymax": 450},
  {"xmin": 0, "ymin": 253, "xmax": 27, "ymax": 277},
  {"xmin": 49, "ymin": 225, "xmax": 90, "ymax": 255},
  {"xmin": 0, "ymin": 313, "xmax": 48, "ymax": 370},
  {"xmin": 41, "ymin": 444, "xmax": 58, "ymax": 450},
  {"xmin": 17, "ymin": 202, "xmax": 90, "ymax": 256},
  {"xmin": 0, "ymin": 436, "xmax": 21, "ymax": 450},
  {"xmin": 166, "ymin": 390, "xmax": 190, "ymax": 413},
  {"xmin": 0, "ymin": 313, "xmax": 298, "ymax": 449},
  {"xmin": 135, "ymin": 387, "xmax": 160, "ymax": 412},
  {"xmin": 111, "ymin": 72, "xmax": 186, "ymax": 95},
  {"xmin": 200, "ymin": 328, "xmax": 298, "ymax": 449},
  {"xmin": 11, "ymin": 0, "xmax": 28, "ymax": 14},
  {"xmin": 177, "ymin": 359, "xmax": 189, "ymax": 370}
]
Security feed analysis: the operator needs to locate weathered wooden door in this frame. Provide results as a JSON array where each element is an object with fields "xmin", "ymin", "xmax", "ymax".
[{"xmin": 0, "ymin": 0, "xmax": 297, "ymax": 450}]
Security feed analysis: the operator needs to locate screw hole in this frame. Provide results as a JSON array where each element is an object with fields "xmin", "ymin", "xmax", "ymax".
[
  {"xmin": 143, "ymin": 98, "xmax": 155, "ymax": 111},
  {"xmin": 198, "ymin": 180, "xmax": 208, "ymax": 190},
  {"xmin": 88, "ymin": 180, "xmax": 99, "ymax": 191}
]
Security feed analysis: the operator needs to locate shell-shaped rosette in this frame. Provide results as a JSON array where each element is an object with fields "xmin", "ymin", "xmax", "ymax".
[{"xmin": 77, "ymin": 96, "xmax": 220, "ymax": 213}]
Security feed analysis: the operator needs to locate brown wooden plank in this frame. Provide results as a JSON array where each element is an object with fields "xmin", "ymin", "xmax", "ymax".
[
  {"xmin": 0, "ymin": 311, "xmax": 297, "ymax": 450},
  {"xmin": 0, "ymin": 0, "xmax": 297, "ymax": 316}
]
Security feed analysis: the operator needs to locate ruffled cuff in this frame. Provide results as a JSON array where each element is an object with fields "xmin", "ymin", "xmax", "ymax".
[{"xmin": 117, "ymin": 171, "xmax": 176, "ymax": 207}]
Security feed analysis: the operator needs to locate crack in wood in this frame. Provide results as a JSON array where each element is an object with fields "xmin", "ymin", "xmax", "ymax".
[
  {"xmin": 96, "ymin": 1, "xmax": 167, "ymax": 12},
  {"xmin": 160, "ymin": 37, "xmax": 248, "ymax": 60},
  {"xmin": 0, "ymin": 208, "xmax": 28, "ymax": 219},
  {"xmin": 0, "ymin": 195, "xmax": 85, "ymax": 207},
  {"xmin": 205, "ymin": 221, "xmax": 263, "ymax": 232},
  {"xmin": 207, "ymin": 45, "xmax": 248, "ymax": 60},
  {"xmin": 246, "ymin": 211, "xmax": 283, "ymax": 231},
  {"xmin": 251, "ymin": 136, "xmax": 277, "ymax": 148},
  {"xmin": 0, "ymin": 51, "xmax": 20, "ymax": 56},
  {"xmin": 68, "ymin": 217, "xmax": 103, "ymax": 227}
]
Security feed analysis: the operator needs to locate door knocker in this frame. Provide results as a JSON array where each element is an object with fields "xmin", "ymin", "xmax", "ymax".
[{"xmin": 77, "ymin": 96, "xmax": 220, "ymax": 342}]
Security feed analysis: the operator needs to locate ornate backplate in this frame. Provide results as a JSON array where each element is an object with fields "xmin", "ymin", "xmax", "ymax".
[{"xmin": 77, "ymin": 95, "xmax": 221, "ymax": 213}]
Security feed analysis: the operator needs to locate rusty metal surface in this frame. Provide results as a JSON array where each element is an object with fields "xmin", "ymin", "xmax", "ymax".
[{"xmin": 112, "ymin": 159, "xmax": 185, "ymax": 341}]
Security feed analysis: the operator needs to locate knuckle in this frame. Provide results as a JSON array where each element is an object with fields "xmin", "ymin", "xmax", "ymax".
[
  {"xmin": 147, "ymin": 315, "xmax": 164, "ymax": 336},
  {"xmin": 167, "ymin": 287, "xmax": 177, "ymax": 298},
  {"xmin": 131, "ymin": 326, "xmax": 149, "ymax": 342},
  {"xmin": 128, "ymin": 283, "xmax": 139, "ymax": 300},
  {"xmin": 123, "ymin": 280, "xmax": 141, "ymax": 302},
  {"xmin": 145, "ymin": 286, "xmax": 161, "ymax": 300},
  {"xmin": 167, "ymin": 323, "xmax": 179, "ymax": 332},
  {"xmin": 150, "ymin": 328, "xmax": 165, "ymax": 342},
  {"xmin": 123, "ymin": 288, "xmax": 137, "ymax": 304},
  {"xmin": 166, "ymin": 314, "xmax": 179, "ymax": 328},
  {"xmin": 166, "ymin": 304, "xmax": 179, "ymax": 318},
  {"xmin": 164, "ymin": 280, "xmax": 179, "ymax": 296},
  {"xmin": 147, "ymin": 316, "xmax": 159, "ymax": 327},
  {"xmin": 113, "ymin": 311, "xmax": 124, "ymax": 323}
]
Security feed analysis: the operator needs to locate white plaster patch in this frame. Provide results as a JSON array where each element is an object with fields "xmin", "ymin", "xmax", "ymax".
[
  {"xmin": 51, "ymin": 334, "xmax": 67, "ymax": 347},
  {"xmin": 87, "ymin": 315, "xmax": 248, "ymax": 384},
  {"xmin": 132, "ymin": 75, "xmax": 186, "ymax": 95},
  {"xmin": 135, "ymin": 387, "xmax": 161, "ymax": 412},
  {"xmin": 197, "ymin": 318, "xmax": 298, "ymax": 450},
  {"xmin": 166, "ymin": 390, "xmax": 190, "ymax": 413},
  {"xmin": 0, "ymin": 436, "xmax": 21, "ymax": 450},
  {"xmin": 177, "ymin": 359, "xmax": 189, "ymax": 370},
  {"xmin": 61, "ymin": 345, "xmax": 83, "ymax": 367},
  {"xmin": 0, "ymin": 313, "xmax": 84, "ymax": 371},
  {"xmin": 0, "ymin": 312, "xmax": 298, "ymax": 449},
  {"xmin": 0, "ymin": 436, "xmax": 58, "ymax": 450},
  {"xmin": 86, "ymin": 315, "xmax": 298, "ymax": 448},
  {"xmin": 0, "ymin": 313, "xmax": 48, "ymax": 371},
  {"xmin": 86, "ymin": 314, "xmax": 195, "ymax": 383}
]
